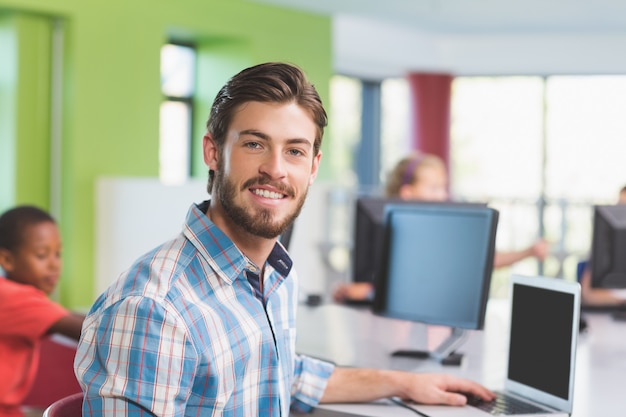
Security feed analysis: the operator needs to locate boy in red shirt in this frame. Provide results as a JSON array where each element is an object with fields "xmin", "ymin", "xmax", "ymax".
[{"xmin": 0, "ymin": 206, "xmax": 84, "ymax": 417}]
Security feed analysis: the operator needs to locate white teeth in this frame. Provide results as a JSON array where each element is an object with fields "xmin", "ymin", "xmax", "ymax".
[{"xmin": 253, "ymin": 189, "xmax": 284, "ymax": 199}]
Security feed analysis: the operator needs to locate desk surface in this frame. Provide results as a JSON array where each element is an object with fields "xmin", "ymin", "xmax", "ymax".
[{"xmin": 295, "ymin": 300, "xmax": 626, "ymax": 417}]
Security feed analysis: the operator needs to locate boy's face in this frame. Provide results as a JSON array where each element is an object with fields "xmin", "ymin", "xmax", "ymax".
[{"xmin": 0, "ymin": 221, "xmax": 62, "ymax": 295}]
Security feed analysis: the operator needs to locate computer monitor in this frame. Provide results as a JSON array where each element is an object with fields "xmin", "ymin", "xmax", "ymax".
[
  {"xmin": 590, "ymin": 204, "xmax": 626, "ymax": 289},
  {"xmin": 371, "ymin": 203, "xmax": 498, "ymax": 365},
  {"xmin": 278, "ymin": 222, "xmax": 294, "ymax": 251},
  {"xmin": 351, "ymin": 196, "xmax": 487, "ymax": 285}
]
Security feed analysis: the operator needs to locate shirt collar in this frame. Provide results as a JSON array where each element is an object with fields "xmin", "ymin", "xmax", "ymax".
[{"xmin": 183, "ymin": 200, "xmax": 293, "ymax": 282}]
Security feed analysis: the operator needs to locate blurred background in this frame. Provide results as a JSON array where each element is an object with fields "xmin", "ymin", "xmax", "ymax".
[{"xmin": 1, "ymin": 0, "xmax": 625, "ymax": 308}]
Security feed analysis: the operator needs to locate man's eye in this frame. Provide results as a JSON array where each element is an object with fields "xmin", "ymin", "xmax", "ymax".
[
  {"xmin": 245, "ymin": 142, "xmax": 261, "ymax": 149},
  {"xmin": 288, "ymin": 149, "xmax": 304, "ymax": 157}
]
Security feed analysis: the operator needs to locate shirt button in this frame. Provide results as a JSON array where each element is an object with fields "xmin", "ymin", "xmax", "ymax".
[{"xmin": 247, "ymin": 264, "xmax": 258, "ymax": 273}]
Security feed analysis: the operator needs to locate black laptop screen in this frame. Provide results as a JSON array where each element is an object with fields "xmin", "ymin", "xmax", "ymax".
[{"xmin": 508, "ymin": 283, "xmax": 575, "ymax": 400}]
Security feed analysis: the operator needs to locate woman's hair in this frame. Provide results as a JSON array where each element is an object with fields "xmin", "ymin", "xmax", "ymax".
[
  {"xmin": 385, "ymin": 152, "xmax": 446, "ymax": 197},
  {"xmin": 205, "ymin": 62, "xmax": 327, "ymax": 193},
  {"xmin": 0, "ymin": 205, "xmax": 55, "ymax": 251}
]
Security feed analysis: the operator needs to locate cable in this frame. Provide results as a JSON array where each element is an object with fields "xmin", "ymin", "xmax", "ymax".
[{"xmin": 388, "ymin": 397, "xmax": 431, "ymax": 417}]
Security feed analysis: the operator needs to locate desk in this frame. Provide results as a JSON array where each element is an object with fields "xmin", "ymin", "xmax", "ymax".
[{"xmin": 295, "ymin": 300, "xmax": 626, "ymax": 417}]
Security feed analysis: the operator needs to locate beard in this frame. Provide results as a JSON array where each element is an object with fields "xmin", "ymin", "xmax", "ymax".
[{"xmin": 213, "ymin": 170, "xmax": 308, "ymax": 239}]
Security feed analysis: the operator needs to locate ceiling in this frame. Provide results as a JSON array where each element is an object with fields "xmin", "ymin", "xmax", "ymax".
[
  {"xmin": 251, "ymin": 0, "xmax": 626, "ymax": 35},
  {"xmin": 249, "ymin": 0, "xmax": 626, "ymax": 78}
]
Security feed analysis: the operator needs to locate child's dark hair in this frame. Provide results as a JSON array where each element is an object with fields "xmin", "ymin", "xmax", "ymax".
[{"xmin": 0, "ymin": 205, "xmax": 56, "ymax": 251}]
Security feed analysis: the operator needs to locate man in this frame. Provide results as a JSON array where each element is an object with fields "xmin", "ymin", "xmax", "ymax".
[{"xmin": 75, "ymin": 62, "xmax": 494, "ymax": 416}]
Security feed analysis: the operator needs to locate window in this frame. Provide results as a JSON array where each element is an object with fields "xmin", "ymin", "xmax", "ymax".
[
  {"xmin": 329, "ymin": 75, "xmax": 412, "ymax": 191},
  {"xmin": 450, "ymin": 77, "xmax": 545, "ymax": 201},
  {"xmin": 328, "ymin": 75, "xmax": 362, "ymax": 189},
  {"xmin": 332, "ymin": 73, "xmax": 626, "ymax": 297},
  {"xmin": 451, "ymin": 75, "xmax": 626, "ymax": 294},
  {"xmin": 159, "ymin": 43, "xmax": 196, "ymax": 185},
  {"xmin": 381, "ymin": 78, "xmax": 411, "ymax": 183}
]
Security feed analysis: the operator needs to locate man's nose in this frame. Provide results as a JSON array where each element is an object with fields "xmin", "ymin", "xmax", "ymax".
[{"xmin": 259, "ymin": 151, "xmax": 287, "ymax": 179}]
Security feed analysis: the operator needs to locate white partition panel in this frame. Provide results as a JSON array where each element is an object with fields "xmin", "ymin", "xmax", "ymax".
[
  {"xmin": 95, "ymin": 177, "xmax": 207, "ymax": 297},
  {"xmin": 94, "ymin": 177, "xmax": 334, "ymax": 300}
]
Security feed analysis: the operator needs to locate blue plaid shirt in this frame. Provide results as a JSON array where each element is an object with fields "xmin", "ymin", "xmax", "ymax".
[{"xmin": 75, "ymin": 201, "xmax": 334, "ymax": 416}]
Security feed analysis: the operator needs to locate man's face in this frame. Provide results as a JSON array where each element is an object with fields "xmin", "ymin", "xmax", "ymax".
[{"xmin": 204, "ymin": 101, "xmax": 321, "ymax": 239}]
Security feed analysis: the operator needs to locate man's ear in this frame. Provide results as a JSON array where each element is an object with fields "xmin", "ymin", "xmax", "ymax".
[
  {"xmin": 0, "ymin": 248, "xmax": 14, "ymax": 274},
  {"xmin": 308, "ymin": 151, "xmax": 322, "ymax": 185},
  {"xmin": 203, "ymin": 133, "xmax": 219, "ymax": 171}
]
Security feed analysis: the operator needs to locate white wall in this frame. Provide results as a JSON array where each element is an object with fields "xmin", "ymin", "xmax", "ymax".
[
  {"xmin": 94, "ymin": 177, "xmax": 338, "ymax": 300},
  {"xmin": 288, "ymin": 181, "xmax": 353, "ymax": 299},
  {"xmin": 95, "ymin": 177, "xmax": 207, "ymax": 297},
  {"xmin": 334, "ymin": 15, "xmax": 626, "ymax": 78}
]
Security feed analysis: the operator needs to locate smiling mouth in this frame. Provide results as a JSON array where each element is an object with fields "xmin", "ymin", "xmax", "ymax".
[
  {"xmin": 46, "ymin": 276, "xmax": 59, "ymax": 285},
  {"xmin": 251, "ymin": 188, "xmax": 286, "ymax": 200}
]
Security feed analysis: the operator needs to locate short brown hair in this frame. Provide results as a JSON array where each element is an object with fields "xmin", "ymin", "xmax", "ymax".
[{"xmin": 205, "ymin": 62, "xmax": 327, "ymax": 193}]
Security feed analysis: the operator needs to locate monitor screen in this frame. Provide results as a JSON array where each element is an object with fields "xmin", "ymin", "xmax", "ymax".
[
  {"xmin": 372, "ymin": 203, "xmax": 498, "ymax": 330},
  {"xmin": 351, "ymin": 196, "xmax": 487, "ymax": 285},
  {"xmin": 279, "ymin": 222, "xmax": 294, "ymax": 250},
  {"xmin": 590, "ymin": 204, "xmax": 626, "ymax": 289}
]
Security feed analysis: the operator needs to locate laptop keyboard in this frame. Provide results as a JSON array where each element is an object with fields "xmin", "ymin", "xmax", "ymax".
[{"xmin": 466, "ymin": 391, "xmax": 549, "ymax": 415}]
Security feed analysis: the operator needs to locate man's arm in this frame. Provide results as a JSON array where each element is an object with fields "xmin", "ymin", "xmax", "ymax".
[
  {"xmin": 48, "ymin": 311, "xmax": 85, "ymax": 341},
  {"xmin": 320, "ymin": 367, "xmax": 495, "ymax": 406}
]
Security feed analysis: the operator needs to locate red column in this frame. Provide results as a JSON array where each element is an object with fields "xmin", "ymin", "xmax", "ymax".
[{"xmin": 406, "ymin": 72, "xmax": 453, "ymax": 169}]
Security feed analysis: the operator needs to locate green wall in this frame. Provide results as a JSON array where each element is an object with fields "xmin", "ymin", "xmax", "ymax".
[{"xmin": 0, "ymin": 0, "xmax": 333, "ymax": 309}]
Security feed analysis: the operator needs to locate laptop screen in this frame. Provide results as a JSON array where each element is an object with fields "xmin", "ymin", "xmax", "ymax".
[{"xmin": 507, "ymin": 275, "xmax": 581, "ymax": 412}]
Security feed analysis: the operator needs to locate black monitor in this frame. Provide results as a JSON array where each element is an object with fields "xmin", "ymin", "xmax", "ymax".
[
  {"xmin": 371, "ymin": 203, "xmax": 498, "ymax": 365},
  {"xmin": 279, "ymin": 222, "xmax": 294, "ymax": 251},
  {"xmin": 351, "ymin": 196, "xmax": 487, "ymax": 285},
  {"xmin": 590, "ymin": 204, "xmax": 626, "ymax": 289}
]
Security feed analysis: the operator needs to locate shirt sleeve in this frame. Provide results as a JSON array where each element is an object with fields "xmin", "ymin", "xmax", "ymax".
[
  {"xmin": 0, "ymin": 281, "xmax": 69, "ymax": 341},
  {"xmin": 290, "ymin": 354, "xmax": 335, "ymax": 413},
  {"xmin": 76, "ymin": 296, "xmax": 197, "ymax": 417}
]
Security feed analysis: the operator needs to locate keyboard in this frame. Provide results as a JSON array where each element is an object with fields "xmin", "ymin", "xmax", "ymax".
[{"xmin": 466, "ymin": 391, "xmax": 549, "ymax": 415}]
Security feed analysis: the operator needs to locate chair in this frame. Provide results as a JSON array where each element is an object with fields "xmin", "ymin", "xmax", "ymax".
[
  {"xmin": 42, "ymin": 392, "xmax": 83, "ymax": 417},
  {"xmin": 22, "ymin": 335, "xmax": 82, "ymax": 409},
  {"xmin": 577, "ymin": 260, "xmax": 589, "ymax": 282}
]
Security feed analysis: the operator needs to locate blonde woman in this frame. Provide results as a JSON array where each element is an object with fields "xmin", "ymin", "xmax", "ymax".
[{"xmin": 333, "ymin": 152, "xmax": 549, "ymax": 302}]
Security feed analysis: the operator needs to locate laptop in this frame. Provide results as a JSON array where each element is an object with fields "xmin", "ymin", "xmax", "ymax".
[{"xmin": 409, "ymin": 274, "xmax": 581, "ymax": 417}]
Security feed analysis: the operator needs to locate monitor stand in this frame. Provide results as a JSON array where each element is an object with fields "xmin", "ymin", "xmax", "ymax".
[{"xmin": 390, "ymin": 327, "xmax": 468, "ymax": 366}]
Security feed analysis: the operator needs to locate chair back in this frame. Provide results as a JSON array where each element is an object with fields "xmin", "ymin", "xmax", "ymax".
[
  {"xmin": 577, "ymin": 260, "xmax": 589, "ymax": 282},
  {"xmin": 42, "ymin": 392, "xmax": 83, "ymax": 417},
  {"xmin": 23, "ymin": 335, "xmax": 82, "ymax": 408}
]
